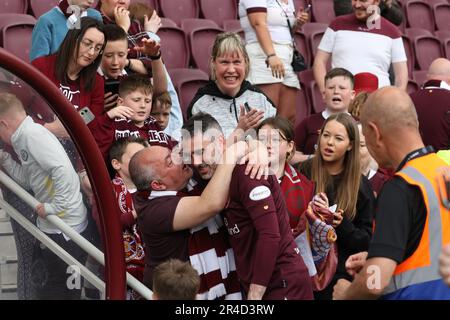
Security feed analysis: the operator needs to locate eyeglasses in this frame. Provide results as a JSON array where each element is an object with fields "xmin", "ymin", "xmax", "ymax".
[{"xmin": 80, "ymin": 39, "xmax": 104, "ymax": 54}]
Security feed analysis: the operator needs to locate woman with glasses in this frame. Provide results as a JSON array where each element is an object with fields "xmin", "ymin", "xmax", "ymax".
[{"xmin": 31, "ymin": 17, "xmax": 106, "ymax": 139}]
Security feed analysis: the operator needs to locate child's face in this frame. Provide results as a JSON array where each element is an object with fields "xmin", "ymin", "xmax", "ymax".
[
  {"xmin": 323, "ymin": 76, "xmax": 355, "ymax": 113},
  {"xmin": 319, "ymin": 120, "xmax": 352, "ymax": 164},
  {"xmin": 116, "ymin": 142, "xmax": 146, "ymax": 180},
  {"xmin": 101, "ymin": 39, "xmax": 128, "ymax": 79},
  {"xmin": 150, "ymin": 101, "xmax": 171, "ymax": 130},
  {"xmin": 119, "ymin": 90, "xmax": 152, "ymax": 127}
]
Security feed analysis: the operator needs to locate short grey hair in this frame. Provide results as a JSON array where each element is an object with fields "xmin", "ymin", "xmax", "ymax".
[{"xmin": 129, "ymin": 149, "xmax": 160, "ymax": 191}]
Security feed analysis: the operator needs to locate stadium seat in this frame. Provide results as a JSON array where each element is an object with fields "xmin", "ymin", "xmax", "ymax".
[
  {"xmin": 434, "ymin": 30, "xmax": 450, "ymax": 42},
  {"xmin": 413, "ymin": 35, "xmax": 444, "ymax": 70},
  {"xmin": 199, "ymin": 0, "xmax": 237, "ymax": 28},
  {"xmin": 222, "ymin": 20, "xmax": 245, "ymax": 40},
  {"xmin": 167, "ymin": 68, "xmax": 209, "ymax": 121},
  {"xmin": 298, "ymin": 69, "xmax": 315, "ymax": 114},
  {"xmin": 311, "ymin": 0, "xmax": 335, "ymax": 24},
  {"xmin": 405, "ymin": 27, "xmax": 434, "ymax": 39},
  {"xmin": 427, "ymin": 0, "xmax": 448, "ymax": 6},
  {"xmin": 443, "ymin": 38, "xmax": 450, "ymax": 59},
  {"xmin": 295, "ymin": 85, "xmax": 310, "ymax": 128},
  {"xmin": 0, "ymin": 0, "xmax": 27, "ymax": 14},
  {"xmin": 180, "ymin": 18, "xmax": 220, "ymax": 33},
  {"xmin": 405, "ymin": 1, "xmax": 435, "ymax": 31},
  {"xmin": 189, "ymin": 26, "xmax": 223, "ymax": 74},
  {"xmin": 161, "ymin": 17, "xmax": 177, "ymax": 28},
  {"xmin": 433, "ymin": 3, "xmax": 450, "ymax": 31},
  {"xmin": 310, "ymin": 81, "xmax": 325, "ymax": 113},
  {"xmin": 158, "ymin": 0, "xmax": 199, "ymax": 26},
  {"xmin": 407, "ymin": 79, "xmax": 419, "ymax": 94},
  {"xmin": 0, "ymin": 14, "xmax": 36, "ymax": 62},
  {"xmin": 412, "ymin": 70, "xmax": 428, "ymax": 87},
  {"xmin": 301, "ymin": 22, "xmax": 328, "ymax": 61},
  {"xmin": 293, "ymin": 31, "xmax": 310, "ymax": 67},
  {"xmin": 158, "ymin": 26, "xmax": 189, "ymax": 69},
  {"xmin": 29, "ymin": 0, "xmax": 58, "ymax": 18},
  {"xmin": 402, "ymin": 36, "xmax": 416, "ymax": 74}
]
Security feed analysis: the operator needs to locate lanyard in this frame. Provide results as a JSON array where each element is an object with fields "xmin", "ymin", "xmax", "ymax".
[{"xmin": 397, "ymin": 146, "xmax": 435, "ymax": 171}]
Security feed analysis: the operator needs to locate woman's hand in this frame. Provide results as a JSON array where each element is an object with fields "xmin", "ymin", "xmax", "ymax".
[
  {"xmin": 144, "ymin": 11, "xmax": 162, "ymax": 33},
  {"xmin": 295, "ymin": 9, "xmax": 310, "ymax": 28},
  {"xmin": 313, "ymin": 192, "xmax": 329, "ymax": 209},
  {"xmin": 106, "ymin": 105, "xmax": 135, "ymax": 119},
  {"xmin": 267, "ymin": 55, "xmax": 285, "ymax": 79},
  {"xmin": 114, "ymin": 6, "xmax": 131, "ymax": 32},
  {"xmin": 237, "ymin": 105, "xmax": 264, "ymax": 131},
  {"xmin": 332, "ymin": 209, "xmax": 344, "ymax": 228},
  {"xmin": 104, "ymin": 92, "xmax": 118, "ymax": 110}
]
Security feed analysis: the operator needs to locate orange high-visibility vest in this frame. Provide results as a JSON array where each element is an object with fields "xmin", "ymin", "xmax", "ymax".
[{"xmin": 382, "ymin": 153, "xmax": 450, "ymax": 299}]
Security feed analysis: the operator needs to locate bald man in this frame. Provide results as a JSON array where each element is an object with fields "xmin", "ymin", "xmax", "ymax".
[
  {"xmin": 410, "ymin": 58, "xmax": 450, "ymax": 151},
  {"xmin": 332, "ymin": 87, "xmax": 450, "ymax": 300}
]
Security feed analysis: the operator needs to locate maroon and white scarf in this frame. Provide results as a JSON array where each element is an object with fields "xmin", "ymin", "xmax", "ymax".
[{"xmin": 181, "ymin": 179, "xmax": 242, "ymax": 300}]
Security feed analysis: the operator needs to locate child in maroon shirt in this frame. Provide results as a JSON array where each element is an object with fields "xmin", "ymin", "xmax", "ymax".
[{"xmin": 92, "ymin": 74, "xmax": 173, "ymax": 158}]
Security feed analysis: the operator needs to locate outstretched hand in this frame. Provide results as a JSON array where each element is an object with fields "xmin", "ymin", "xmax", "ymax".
[{"xmin": 133, "ymin": 38, "xmax": 161, "ymax": 57}]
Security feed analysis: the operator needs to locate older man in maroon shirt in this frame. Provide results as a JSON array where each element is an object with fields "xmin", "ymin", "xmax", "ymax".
[
  {"xmin": 410, "ymin": 58, "xmax": 450, "ymax": 151},
  {"xmin": 182, "ymin": 113, "xmax": 314, "ymax": 300}
]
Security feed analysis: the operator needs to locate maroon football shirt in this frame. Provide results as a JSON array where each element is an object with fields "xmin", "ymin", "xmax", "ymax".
[{"xmin": 222, "ymin": 165, "xmax": 313, "ymax": 300}]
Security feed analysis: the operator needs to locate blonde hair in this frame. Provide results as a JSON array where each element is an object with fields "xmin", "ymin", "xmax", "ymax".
[
  {"xmin": 0, "ymin": 92, "xmax": 25, "ymax": 117},
  {"xmin": 311, "ymin": 113, "xmax": 361, "ymax": 221},
  {"xmin": 209, "ymin": 32, "xmax": 250, "ymax": 80},
  {"xmin": 348, "ymin": 92, "xmax": 369, "ymax": 120}
]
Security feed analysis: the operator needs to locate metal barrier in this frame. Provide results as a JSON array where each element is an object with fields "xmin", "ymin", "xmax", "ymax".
[{"xmin": 0, "ymin": 170, "xmax": 153, "ymax": 299}]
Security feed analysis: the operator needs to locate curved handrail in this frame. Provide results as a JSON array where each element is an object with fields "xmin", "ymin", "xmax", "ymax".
[{"xmin": 0, "ymin": 48, "xmax": 126, "ymax": 299}]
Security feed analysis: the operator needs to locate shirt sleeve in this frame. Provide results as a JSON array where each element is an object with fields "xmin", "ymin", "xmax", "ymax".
[
  {"xmin": 367, "ymin": 178, "xmax": 413, "ymax": 262},
  {"xmin": 317, "ymin": 28, "xmax": 336, "ymax": 53},
  {"xmin": 391, "ymin": 37, "xmax": 407, "ymax": 63},
  {"xmin": 30, "ymin": 18, "xmax": 52, "ymax": 62},
  {"xmin": 237, "ymin": 170, "xmax": 281, "ymax": 287},
  {"xmin": 241, "ymin": 0, "xmax": 267, "ymax": 11}
]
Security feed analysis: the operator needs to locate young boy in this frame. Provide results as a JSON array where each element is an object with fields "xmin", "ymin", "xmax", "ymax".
[
  {"xmin": 295, "ymin": 68, "xmax": 355, "ymax": 159},
  {"xmin": 150, "ymin": 91, "xmax": 172, "ymax": 131},
  {"xmin": 152, "ymin": 259, "xmax": 200, "ymax": 300},
  {"xmin": 99, "ymin": 23, "xmax": 183, "ymax": 140},
  {"xmin": 109, "ymin": 137, "xmax": 148, "ymax": 299},
  {"xmin": 0, "ymin": 93, "xmax": 88, "ymax": 299},
  {"xmin": 93, "ymin": 74, "xmax": 174, "ymax": 158}
]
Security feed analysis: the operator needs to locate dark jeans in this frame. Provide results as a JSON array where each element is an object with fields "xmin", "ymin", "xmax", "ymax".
[{"xmin": 31, "ymin": 226, "xmax": 90, "ymax": 300}]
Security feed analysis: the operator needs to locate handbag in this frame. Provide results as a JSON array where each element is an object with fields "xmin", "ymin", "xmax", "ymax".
[{"xmin": 276, "ymin": 0, "xmax": 307, "ymax": 72}]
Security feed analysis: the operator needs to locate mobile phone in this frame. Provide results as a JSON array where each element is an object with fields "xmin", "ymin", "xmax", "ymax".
[
  {"xmin": 79, "ymin": 107, "xmax": 95, "ymax": 125},
  {"xmin": 104, "ymin": 80, "xmax": 120, "ymax": 96},
  {"xmin": 304, "ymin": 4, "xmax": 312, "ymax": 13}
]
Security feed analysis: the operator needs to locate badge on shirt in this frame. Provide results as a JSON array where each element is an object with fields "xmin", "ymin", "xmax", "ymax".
[
  {"xmin": 249, "ymin": 186, "xmax": 271, "ymax": 201},
  {"xmin": 20, "ymin": 150, "xmax": 28, "ymax": 162}
]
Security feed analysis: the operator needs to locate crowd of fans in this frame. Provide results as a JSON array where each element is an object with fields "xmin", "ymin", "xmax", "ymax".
[{"xmin": 0, "ymin": 0, "xmax": 449, "ymax": 300}]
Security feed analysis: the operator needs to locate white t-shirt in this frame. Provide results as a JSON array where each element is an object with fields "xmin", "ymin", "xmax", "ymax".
[
  {"xmin": 318, "ymin": 14, "xmax": 407, "ymax": 88},
  {"xmin": 239, "ymin": 0, "xmax": 296, "ymax": 44}
]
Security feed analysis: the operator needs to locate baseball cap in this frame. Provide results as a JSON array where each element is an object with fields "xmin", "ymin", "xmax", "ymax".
[{"xmin": 354, "ymin": 72, "xmax": 379, "ymax": 95}]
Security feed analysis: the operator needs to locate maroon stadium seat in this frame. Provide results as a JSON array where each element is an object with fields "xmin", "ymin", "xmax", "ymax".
[
  {"xmin": 189, "ymin": 26, "xmax": 223, "ymax": 74},
  {"xmin": 293, "ymin": 31, "xmax": 310, "ymax": 67},
  {"xmin": 427, "ymin": 0, "xmax": 448, "ymax": 6},
  {"xmin": 310, "ymin": 81, "xmax": 325, "ymax": 114},
  {"xmin": 29, "ymin": 0, "xmax": 58, "ymax": 18},
  {"xmin": 298, "ymin": 69, "xmax": 315, "ymax": 114},
  {"xmin": 433, "ymin": 3, "xmax": 450, "ymax": 31},
  {"xmin": 158, "ymin": 26, "xmax": 189, "ymax": 69},
  {"xmin": 434, "ymin": 30, "xmax": 450, "ymax": 41},
  {"xmin": 402, "ymin": 35, "xmax": 416, "ymax": 74},
  {"xmin": 0, "ymin": 14, "xmax": 36, "ymax": 62},
  {"xmin": 180, "ymin": 18, "xmax": 220, "ymax": 33},
  {"xmin": 311, "ymin": 0, "xmax": 335, "ymax": 24},
  {"xmin": 407, "ymin": 79, "xmax": 419, "ymax": 94},
  {"xmin": 301, "ymin": 22, "xmax": 328, "ymax": 61},
  {"xmin": 167, "ymin": 68, "xmax": 209, "ymax": 120},
  {"xmin": 405, "ymin": 1, "xmax": 435, "ymax": 31},
  {"xmin": 405, "ymin": 27, "xmax": 434, "ymax": 39},
  {"xmin": 160, "ymin": 17, "xmax": 177, "ymax": 28},
  {"xmin": 158, "ymin": 0, "xmax": 199, "ymax": 26},
  {"xmin": 295, "ymin": 85, "xmax": 310, "ymax": 128},
  {"xmin": 412, "ymin": 70, "xmax": 428, "ymax": 87},
  {"xmin": 413, "ymin": 35, "xmax": 444, "ymax": 70},
  {"xmin": 0, "ymin": 0, "xmax": 27, "ymax": 14},
  {"xmin": 444, "ymin": 38, "xmax": 450, "ymax": 59},
  {"xmin": 223, "ymin": 19, "xmax": 245, "ymax": 40},
  {"xmin": 199, "ymin": 0, "xmax": 237, "ymax": 28}
]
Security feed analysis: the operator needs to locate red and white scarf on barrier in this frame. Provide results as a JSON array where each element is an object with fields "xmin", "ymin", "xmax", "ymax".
[{"xmin": 181, "ymin": 179, "xmax": 242, "ymax": 300}]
